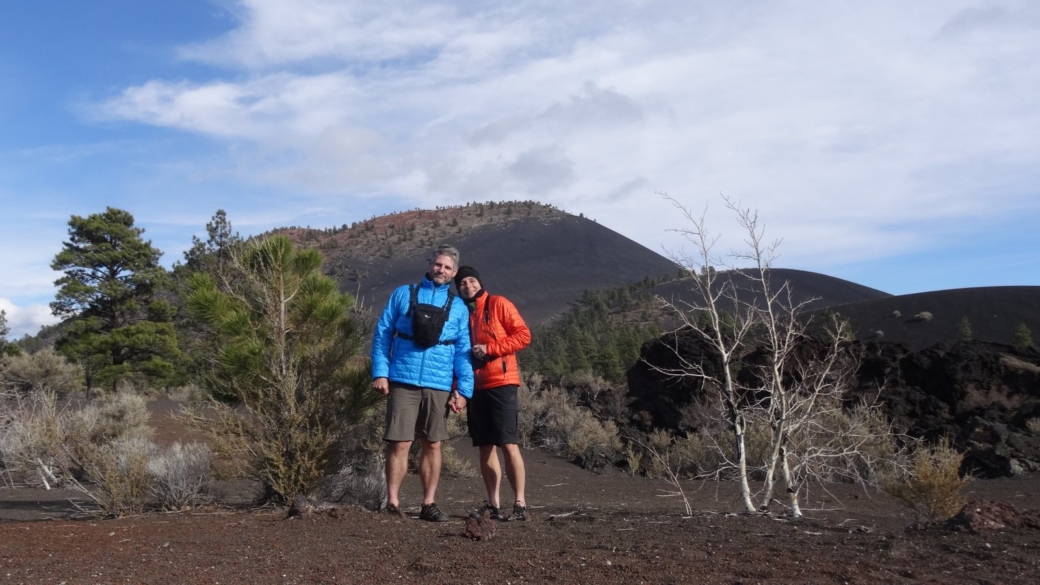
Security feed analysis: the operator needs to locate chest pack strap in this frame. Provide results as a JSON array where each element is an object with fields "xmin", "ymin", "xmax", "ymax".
[{"xmin": 399, "ymin": 283, "xmax": 456, "ymax": 345}]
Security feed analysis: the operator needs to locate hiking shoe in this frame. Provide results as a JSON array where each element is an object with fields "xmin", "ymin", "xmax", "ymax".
[
  {"xmin": 383, "ymin": 503, "xmax": 405, "ymax": 518},
  {"xmin": 419, "ymin": 502, "xmax": 450, "ymax": 522},
  {"xmin": 511, "ymin": 502, "xmax": 529, "ymax": 521},
  {"xmin": 477, "ymin": 502, "xmax": 507, "ymax": 521}
]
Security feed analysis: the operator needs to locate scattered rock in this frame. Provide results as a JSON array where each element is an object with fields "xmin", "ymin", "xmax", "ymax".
[
  {"xmin": 464, "ymin": 510, "xmax": 498, "ymax": 541},
  {"xmin": 286, "ymin": 495, "xmax": 351, "ymax": 519},
  {"xmin": 945, "ymin": 500, "xmax": 1040, "ymax": 532}
]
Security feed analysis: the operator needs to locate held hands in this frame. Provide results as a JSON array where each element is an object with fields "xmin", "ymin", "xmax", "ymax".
[
  {"xmin": 448, "ymin": 392, "xmax": 468, "ymax": 414},
  {"xmin": 472, "ymin": 344, "xmax": 488, "ymax": 360}
]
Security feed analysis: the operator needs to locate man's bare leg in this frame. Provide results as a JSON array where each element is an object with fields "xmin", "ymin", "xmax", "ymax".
[
  {"xmin": 385, "ymin": 440, "xmax": 412, "ymax": 507},
  {"xmin": 478, "ymin": 445, "xmax": 502, "ymax": 508},
  {"xmin": 419, "ymin": 438, "xmax": 442, "ymax": 505}
]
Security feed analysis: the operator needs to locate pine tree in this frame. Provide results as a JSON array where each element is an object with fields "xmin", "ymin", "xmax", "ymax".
[
  {"xmin": 1012, "ymin": 323, "xmax": 1034, "ymax": 349},
  {"xmin": 0, "ymin": 309, "xmax": 18, "ymax": 356},
  {"xmin": 186, "ymin": 235, "xmax": 378, "ymax": 504},
  {"xmin": 50, "ymin": 207, "xmax": 181, "ymax": 391},
  {"xmin": 957, "ymin": 316, "xmax": 972, "ymax": 341}
]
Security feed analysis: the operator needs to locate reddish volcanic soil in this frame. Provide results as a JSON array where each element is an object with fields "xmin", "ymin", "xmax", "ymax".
[{"xmin": 3, "ymin": 398, "xmax": 1040, "ymax": 584}]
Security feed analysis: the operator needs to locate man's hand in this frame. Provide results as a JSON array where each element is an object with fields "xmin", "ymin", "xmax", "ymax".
[
  {"xmin": 472, "ymin": 344, "xmax": 488, "ymax": 360},
  {"xmin": 372, "ymin": 377, "xmax": 390, "ymax": 395},
  {"xmin": 449, "ymin": 392, "xmax": 468, "ymax": 413}
]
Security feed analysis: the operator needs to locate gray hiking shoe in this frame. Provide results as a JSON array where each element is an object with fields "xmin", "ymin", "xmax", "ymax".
[
  {"xmin": 476, "ymin": 502, "xmax": 507, "ymax": 521},
  {"xmin": 511, "ymin": 502, "xmax": 529, "ymax": 521},
  {"xmin": 419, "ymin": 502, "xmax": 450, "ymax": 522},
  {"xmin": 383, "ymin": 503, "xmax": 405, "ymax": 518}
]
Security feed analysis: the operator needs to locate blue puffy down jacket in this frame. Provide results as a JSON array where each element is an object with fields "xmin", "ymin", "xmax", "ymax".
[{"xmin": 371, "ymin": 277, "xmax": 474, "ymax": 398}]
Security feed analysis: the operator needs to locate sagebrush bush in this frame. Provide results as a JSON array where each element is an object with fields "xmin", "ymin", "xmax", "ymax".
[
  {"xmin": 148, "ymin": 442, "xmax": 212, "ymax": 511},
  {"xmin": 66, "ymin": 391, "xmax": 152, "ymax": 455},
  {"xmin": 518, "ymin": 379, "xmax": 621, "ymax": 460},
  {"xmin": 1, "ymin": 390, "xmax": 159, "ymax": 516},
  {"xmin": 0, "ymin": 390, "xmax": 69, "ymax": 488},
  {"xmin": 913, "ymin": 311, "xmax": 933, "ymax": 322},
  {"xmin": 885, "ymin": 439, "xmax": 971, "ymax": 523},
  {"xmin": 77, "ymin": 436, "xmax": 156, "ymax": 517},
  {"xmin": 0, "ymin": 349, "xmax": 83, "ymax": 397}
]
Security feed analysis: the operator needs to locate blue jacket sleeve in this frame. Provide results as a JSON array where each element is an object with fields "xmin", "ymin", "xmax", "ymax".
[
  {"xmin": 450, "ymin": 298, "xmax": 474, "ymax": 398},
  {"xmin": 371, "ymin": 287, "xmax": 404, "ymax": 379}
]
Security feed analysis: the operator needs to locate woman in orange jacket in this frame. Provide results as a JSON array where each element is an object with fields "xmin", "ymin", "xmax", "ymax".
[{"xmin": 454, "ymin": 266, "xmax": 532, "ymax": 521}]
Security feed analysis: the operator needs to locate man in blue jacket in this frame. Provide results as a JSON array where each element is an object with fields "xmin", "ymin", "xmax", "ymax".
[{"xmin": 371, "ymin": 244, "xmax": 473, "ymax": 522}]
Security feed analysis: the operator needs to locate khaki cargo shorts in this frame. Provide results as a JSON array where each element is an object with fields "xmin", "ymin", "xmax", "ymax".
[{"xmin": 384, "ymin": 382, "xmax": 451, "ymax": 442}]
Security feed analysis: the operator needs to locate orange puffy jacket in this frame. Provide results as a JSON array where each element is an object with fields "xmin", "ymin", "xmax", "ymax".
[{"xmin": 467, "ymin": 291, "xmax": 531, "ymax": 390}]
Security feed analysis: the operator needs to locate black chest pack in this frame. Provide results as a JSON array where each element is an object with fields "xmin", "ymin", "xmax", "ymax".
[{"xmin": 400, "ymin": 283, "xmax": 455, "ymax": 348}]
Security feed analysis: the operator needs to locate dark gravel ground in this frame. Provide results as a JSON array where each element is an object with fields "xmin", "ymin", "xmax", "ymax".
[{"xmin": 3, "ymin": 399, "xmax": 1040, "ymax": 584}]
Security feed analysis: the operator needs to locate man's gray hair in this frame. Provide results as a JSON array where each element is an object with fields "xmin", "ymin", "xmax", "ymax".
[{"xmin": 429, "ymin": 244, "xmax": 460, "ymax": 267}]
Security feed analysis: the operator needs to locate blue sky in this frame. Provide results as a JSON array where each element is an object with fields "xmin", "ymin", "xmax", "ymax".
[{"xmin": 2, "ymin": 0, "xmax": 1039, "ymax": 337}]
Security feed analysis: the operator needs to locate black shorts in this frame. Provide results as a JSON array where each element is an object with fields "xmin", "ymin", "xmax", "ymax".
[{"xmin": 467, "ymin": 385, "xmax": 519, "ymax": 447}]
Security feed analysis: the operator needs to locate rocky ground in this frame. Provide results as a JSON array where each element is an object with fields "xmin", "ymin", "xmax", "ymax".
[{"xmin": 2, "ymin": 399, "xmax": 1040, "ymax": 584}]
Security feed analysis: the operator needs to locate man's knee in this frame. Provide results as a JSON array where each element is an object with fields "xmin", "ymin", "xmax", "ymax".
[
  {"xmin": 387, "ymin": 440, "xmax": 412, "ymax": 456},
  {"xmin": 420, "ymin": 438, "xmax": 442, "ymax": 453}
]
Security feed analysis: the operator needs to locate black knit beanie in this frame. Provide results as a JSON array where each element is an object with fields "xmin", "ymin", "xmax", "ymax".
[{"xmin": 454, "ymin": 265, "xmax": 481, "ymax": 289}]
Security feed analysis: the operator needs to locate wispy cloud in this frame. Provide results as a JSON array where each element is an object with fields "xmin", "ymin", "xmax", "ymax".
[{"xmin": 4, "ymin": 0, "xmax": 1039, "ymax": 335}]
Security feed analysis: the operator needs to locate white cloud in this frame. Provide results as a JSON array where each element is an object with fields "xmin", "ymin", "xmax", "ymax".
[
  {"xmin": 90, "ymin": 0, "xmax": 1040, "ymax": 287},
  {"xmin": 0, "ymin": 298, "xmax": 58, "ymax": 339}
]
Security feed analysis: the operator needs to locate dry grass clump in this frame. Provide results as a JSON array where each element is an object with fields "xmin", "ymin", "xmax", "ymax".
[
  {"xmin": 885, "ymin": 439, "xmax": 972, "ymax": 523},
  {"xmin": 912, "ymin": 311, "xmax": 934, "ymax": 322},
  {"xmin": 0, "ymin": 349, "xmax": 83, "ymax": 397}
]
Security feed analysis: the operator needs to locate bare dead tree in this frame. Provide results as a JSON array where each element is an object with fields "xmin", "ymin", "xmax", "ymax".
[{"xmin": 651, "ymin": 194, "xmax": 902, "ymax": 517}]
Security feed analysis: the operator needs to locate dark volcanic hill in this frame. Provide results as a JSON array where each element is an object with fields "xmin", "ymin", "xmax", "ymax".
[
  {"xmin": 277, "ymin": 202, "xmax": 902, "ymax": 325},
  {"xmin": 279, "ymin": 202, "xmax": 680, "ymax": 324},
  {"xmin": 816, "ymin": 287, "xmax": 1040, "ymax": 350},
  {"xmin": 647, "ymin": 268, "xmax": 891, "ymax": 314}
]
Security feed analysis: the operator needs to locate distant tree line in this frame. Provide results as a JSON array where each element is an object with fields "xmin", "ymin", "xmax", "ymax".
[{"xmin": 521, "ymin": 277, "xmax": 672, "ymax": 382}]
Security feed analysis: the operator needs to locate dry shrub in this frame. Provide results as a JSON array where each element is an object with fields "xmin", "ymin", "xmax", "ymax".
[
  {"xmin": 643, "ymin": 428, "xmax": 673, "ymax": 478},
  {"xmin": 148, "ymin": 442, "xmax": 212, "ymax": 511},
  {"xmin": 562, "ymin": 371, "xmax": 631, "ymax": 423},
  {"xmin": 0, "ymin": 349, "xmax": 83, "ymax": 397},
  {"xmin": 441, "ymin": 443, "xmax": 476, "ymax": 478},
  {"xmin": 1, "ymin": 390, "xmax": 158, "ymax": 516},
  {"xmin": 885, "ymin": 439, "xmax": 972, "ymax": 523},
  {"xmin": 787, "ymin": 400, "xmax": 907, "ymax": 485},
  {"xmin": 518, "ymin": 380, "xmax": 621, "ymax": 460},
  {"xmin": 165, "ymin": 383, "xmax": 207, "ymax": 404},
  {"xmin": 1026, "ymin": 418, "xmax": 1040, "ymax": 437},
  {"xmin": 322, "ymin": 407, "xmax": 387, "ymax": 511},
  {"xmin": 69, "ymin": 392, "xmax": 152, "ymax": 447},
  {"xmin": 77, "ymin": 436, "xmax": 156, "ymax": 517},
  {"xmin": 622, "ymin": 443, "xmax": 644, "ymax": 476},
  {"xmin": 0, "ymin": 390, "xmax": 69, "ymax": 488}
]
